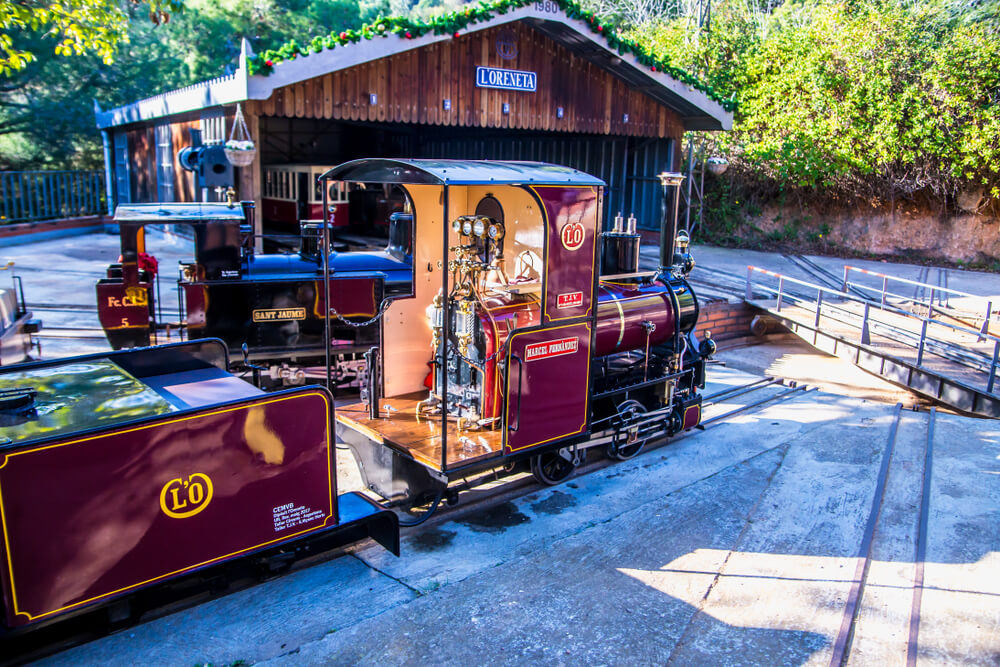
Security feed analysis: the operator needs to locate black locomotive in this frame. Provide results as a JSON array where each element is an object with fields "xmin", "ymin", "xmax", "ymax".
[{"xmin": 96, "ymin": 201, "xmax": 413, "ymax": 387}]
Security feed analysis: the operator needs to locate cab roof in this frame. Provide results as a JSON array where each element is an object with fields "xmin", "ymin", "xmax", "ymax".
[
  {"xmin": 319, "ymin": 159, "xmax": 606, "ymax": 187},
  {"xmin": 114, "ymin": 203, "xmax": 245, "ymax": 223}
]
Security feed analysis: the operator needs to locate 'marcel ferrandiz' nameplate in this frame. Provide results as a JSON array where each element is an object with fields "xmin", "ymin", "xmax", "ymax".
[
  {"xmin": 253, "ymin": 308, "xmax": 307, "ymax": 323},
  {"xmin": 475, "ymin": 66, "xmax": 537, "ymax": 92}
]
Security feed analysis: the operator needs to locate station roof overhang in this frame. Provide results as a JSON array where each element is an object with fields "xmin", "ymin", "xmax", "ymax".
[
  {"xmin": 95, "ymin": 5, "xmax": 732, "ymax": 132},
  {"xmin": 320, "ymin": 159, "xmax": 607, "ymax": 186}
]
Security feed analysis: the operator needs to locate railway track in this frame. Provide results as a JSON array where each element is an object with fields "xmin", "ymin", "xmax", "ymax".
[
  {"xmin": 828, "ymin": 404, "xmax": 936, "ymax": 667},
  {"xmin": 5, "ymin": 382, "xmax": 944, "ymax": 666},
  {"xmin": 407, "ymin": 383, "xmax": 946, "ymax": 667}
]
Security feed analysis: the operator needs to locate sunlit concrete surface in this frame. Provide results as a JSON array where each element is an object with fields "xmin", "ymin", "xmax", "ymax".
[
  {"xmin": 717, "ymin": 341, "xmax": 933, "ymax": 407},
  {"xmin": 2, "ymin": 227, "xmax": 190, "ymax": 360}
]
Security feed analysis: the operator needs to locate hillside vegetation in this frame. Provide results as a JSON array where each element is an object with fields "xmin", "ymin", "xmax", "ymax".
[{"xmin": 631, "ymin": 0, "xmax": 1000, "ymax": 253}]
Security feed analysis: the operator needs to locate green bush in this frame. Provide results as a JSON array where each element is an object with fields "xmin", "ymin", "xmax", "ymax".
[{"xmin": 633, "ymin": 0, "xmax": 1000, "ymax": 215}]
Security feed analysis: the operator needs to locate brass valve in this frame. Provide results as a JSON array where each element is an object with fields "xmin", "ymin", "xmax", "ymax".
[{"xmin": 458, "ymin": 335, "xmax": 472, "ymax": 357}]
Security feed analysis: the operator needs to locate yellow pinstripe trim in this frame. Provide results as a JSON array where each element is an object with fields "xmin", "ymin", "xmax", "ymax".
[{"xmin": 0, "ymin": 391, "xmax": 333, "ymax": 623}]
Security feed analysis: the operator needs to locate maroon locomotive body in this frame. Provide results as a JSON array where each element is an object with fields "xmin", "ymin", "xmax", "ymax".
[{"xmin": 326, "ymin": 159, "xmax": 714, "ymax": 513}]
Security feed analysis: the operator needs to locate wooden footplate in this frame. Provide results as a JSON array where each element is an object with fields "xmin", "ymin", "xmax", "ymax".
[{"xmin": 336, "ymin": 398, "xmax": 503, "ymax": 471}]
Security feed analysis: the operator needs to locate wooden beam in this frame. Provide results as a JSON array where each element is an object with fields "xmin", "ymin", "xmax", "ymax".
[{"xmin": 237, "ymin": 102, "xmax": 263, "ymax": 253}]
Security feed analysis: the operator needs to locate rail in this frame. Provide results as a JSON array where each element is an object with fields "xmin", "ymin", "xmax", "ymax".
[
  {"xmin": 746, "ymin": 265, "xmax": 1000, "ymax": 394},
  {"xmin": 0, "ymin": 171, "xmax": 106, "ymax": 224},
  {"xmin": 842, "ymin": 265, "xmax": 995, "ymax": 337}
]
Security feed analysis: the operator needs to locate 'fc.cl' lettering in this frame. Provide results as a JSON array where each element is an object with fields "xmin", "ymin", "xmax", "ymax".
[
  {"xmin": 106, "ymin": 295, "xmax": 147, "ymax": 308},
  {"xmin": 159, "ymin": 473, "xmax": 214, "ymax": 519}
]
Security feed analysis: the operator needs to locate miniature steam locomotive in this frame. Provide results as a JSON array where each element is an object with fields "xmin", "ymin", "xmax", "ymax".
[
  {"xmin": 327, "ymin": 159, "xmax": 715, "ymax": 514},
  {"xmin": 95, "ymin": 159, "xmax": 712, "ymax": 512},
  {"xmin": 96, "ymin": 201, "xmax": 412, "ymax": 388}
]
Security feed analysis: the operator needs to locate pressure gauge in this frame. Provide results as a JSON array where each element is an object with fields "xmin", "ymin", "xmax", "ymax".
[
  {"xmin": 462, "ymin": 219, "xmax": 473, "ymax": 236},
  {"xmin": 472, "ymin": 218, "xmax": 486, "ymax": 237},
  {"xmin": 488, "ymin": 223, "xmax": 504, "ymax": 241},
  {"xmin": 452, "ymin": 218, "xmax": 463, "ymax": 234}
]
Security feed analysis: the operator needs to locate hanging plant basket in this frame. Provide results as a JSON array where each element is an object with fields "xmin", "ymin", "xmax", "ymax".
[
  {"xmin": 706, "ymin": 156, "xmax": 729, "ymax": 177},
  {"xmin": 224, "ymin": 104, "xmax": 256, "ymax": 167}
]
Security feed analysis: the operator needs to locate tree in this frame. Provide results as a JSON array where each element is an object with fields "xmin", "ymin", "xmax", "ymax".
[
  {"xmin": 0, "ymin": 0, "xmax": 372, "ymax": 169},
  {"xmin": 0, "ymin": 0, "xmax": 183, "ymax": 75}
]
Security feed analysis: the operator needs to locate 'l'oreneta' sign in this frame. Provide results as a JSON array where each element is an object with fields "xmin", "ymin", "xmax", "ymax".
[{"xmin": 475, "ymin": 66, "xmax": 537, "ymax": 92}]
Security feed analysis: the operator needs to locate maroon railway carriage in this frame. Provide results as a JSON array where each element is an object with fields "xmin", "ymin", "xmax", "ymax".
[
  {"xmin": 261, "ymin": 165, "xmax": 340, "ymax": 232},
  {"xmin": 326, "ymin": 159, "xmax": 715, "ymax": 519},
  {"xmin": 0, "ymin": 339, "xmax": 396, "ymax": 635}
]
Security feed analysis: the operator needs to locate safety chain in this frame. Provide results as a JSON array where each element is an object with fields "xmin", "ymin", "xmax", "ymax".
[
  {"xmin": 436, "ymin": 342, "xmax": 506, "ymax": 371},
  {"xmin": 457, "ymin": 343, "xmax": 504, "ymax": 368},
  {"xmin": 329, "ymin": 299, "xmax": 393, "ymax": 328}
]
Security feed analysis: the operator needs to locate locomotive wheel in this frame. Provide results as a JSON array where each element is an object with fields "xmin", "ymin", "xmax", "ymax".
[
  {"xmin": 605, "ymin": 434, "xmax": 646, "ymax": 461},
  {"xmin": 605, "ymin": 399, "xmax": 649, "ymax": 461},
  {"xmin": 530, "ymin": 450, "xmax": 576, "ymax": 485}
]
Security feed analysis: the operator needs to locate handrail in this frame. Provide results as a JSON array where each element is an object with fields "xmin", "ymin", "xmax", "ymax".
[
  {"xmin": 748, "ymin": 266, "xmax": 1000, "ymax": 345},
  {"xmin": 842, "ymin": 264, "xmax": 994, "ymax": 338},
  {"xmin": 756, "ymin": 282, "xmax": 994, "ymax": 371},
  {"xmin": 746, "ymin": 265, "xmax": 1000, "ymax": 393},
  {"xmin": 842, "ymin": 265, "xmax": 979, "ymax": 300}
]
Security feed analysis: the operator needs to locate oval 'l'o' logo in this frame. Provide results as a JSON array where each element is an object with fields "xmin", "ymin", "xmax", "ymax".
[
  {"xmin": 496, "ymin": 29, "xmax": 518, "ymax": 60},
  {"xmin": 560, "ymin": 222, "xmax": 586, "ymax": 251},
  {"xmin": 159, "ymin": 473, "xmax": 214, "ymax": 519}
]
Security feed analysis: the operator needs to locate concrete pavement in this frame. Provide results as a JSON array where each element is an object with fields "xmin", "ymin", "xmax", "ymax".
[{"xmin": 38, "ymin": 366, "xmax": 1000, "ymax": 666}]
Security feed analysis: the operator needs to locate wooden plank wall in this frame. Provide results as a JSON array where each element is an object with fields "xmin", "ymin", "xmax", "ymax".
[
  {"xmin": 258, "ymin": 23, "xmax": 683, "ymax": 139},
  {"xmin": 127, "ymin": 116, "xmax": 233, "ymax": 204},
  {"xmin": 128, "ymin": 127, "xmax": 157, "ymax": 203},
  {"xmin": 170, "ymin": 120, "xmax": 199, "ymax": 202}
]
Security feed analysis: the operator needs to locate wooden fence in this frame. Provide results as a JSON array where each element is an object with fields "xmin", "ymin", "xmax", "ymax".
[{"xmin": 0, "ymin": 171, "xmax": 106, "ymax": 224}]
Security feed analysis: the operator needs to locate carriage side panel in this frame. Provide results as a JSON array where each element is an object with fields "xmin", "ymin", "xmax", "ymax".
[{"xmin": 0, "ymin": 390, "xmax": 334, "ymax": 628}]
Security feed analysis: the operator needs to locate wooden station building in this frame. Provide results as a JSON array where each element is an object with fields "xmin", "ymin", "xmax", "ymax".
[{"xmin": 95, "ymin": 4, "xmax": 731, "ymax": 236}]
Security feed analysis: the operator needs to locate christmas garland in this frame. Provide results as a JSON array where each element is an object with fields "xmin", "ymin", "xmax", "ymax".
[{"xmin": 246, "ymin": 0, "xmax": 736, "ymax": 112}]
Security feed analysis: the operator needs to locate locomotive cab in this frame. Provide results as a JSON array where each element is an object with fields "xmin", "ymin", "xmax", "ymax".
[{"xmin": 326, "ymin": 159, "xmax": 714, "ymax": 512}]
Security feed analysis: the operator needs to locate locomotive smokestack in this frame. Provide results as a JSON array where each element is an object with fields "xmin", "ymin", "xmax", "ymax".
[{"xmin": 657, "ymin": 172, "xmax": 685, "ymax": 273}]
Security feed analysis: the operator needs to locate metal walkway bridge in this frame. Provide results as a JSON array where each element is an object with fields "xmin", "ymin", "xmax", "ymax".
[{"xmin": 745, "ymin": 264, "xmax": 1000, "ymax": 418}]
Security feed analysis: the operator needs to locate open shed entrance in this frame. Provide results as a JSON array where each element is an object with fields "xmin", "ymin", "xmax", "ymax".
[{"xmin": 259, "ymin": 116, "xmax": 673, "ymax": 232}]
